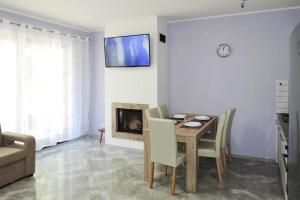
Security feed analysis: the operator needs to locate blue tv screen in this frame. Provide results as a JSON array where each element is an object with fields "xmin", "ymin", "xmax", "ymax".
[{"xmin": 104, "ymin": 34, "xmax": 150, "ymax": 67}]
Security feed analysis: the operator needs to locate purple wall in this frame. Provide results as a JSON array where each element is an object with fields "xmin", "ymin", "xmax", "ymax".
[
  {"xmin": 168, "ymin": 9, "xmax": 300, "ymax": 159},
  {"xmin": 89, "ymin": 32, "xmax": 105, "ymax": 135}
]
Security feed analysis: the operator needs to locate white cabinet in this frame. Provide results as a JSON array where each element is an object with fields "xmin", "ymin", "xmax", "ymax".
[
  {"xmin": 276, "ymin": 80, "xmax": 288, "ymax": 114},
  {"xmin": 277, "ymin": 120, "xmax": 288, "ymax": 200},
  {"xmin": 276, "ymin": 80, "xmax": 289, "ymax": 199}
]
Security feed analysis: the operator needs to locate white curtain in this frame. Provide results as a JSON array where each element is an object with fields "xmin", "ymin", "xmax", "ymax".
[{"xmin": 0, "ymin": 20, "xmax": 90, "ymax": 150}]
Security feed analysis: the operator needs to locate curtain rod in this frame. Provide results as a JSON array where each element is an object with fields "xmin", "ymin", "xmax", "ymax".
[{"xmin": 0, "ymin": 19, "xmax": 91, "ymax": 41}]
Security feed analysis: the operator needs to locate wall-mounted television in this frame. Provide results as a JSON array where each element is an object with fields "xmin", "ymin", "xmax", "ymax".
[{"xmin": 104, "ymin": 34, "xmax": 150, "ymax": 67}]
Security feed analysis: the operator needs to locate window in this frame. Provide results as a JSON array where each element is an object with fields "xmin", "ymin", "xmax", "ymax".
[{"xmin": 0, "ymin": 21, "xmax": 90, "ymax": 150}]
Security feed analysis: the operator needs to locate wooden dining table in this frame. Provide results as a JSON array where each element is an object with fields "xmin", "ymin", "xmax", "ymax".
[{"xmin": 143, "ymin": 114, "xmax": 217, "ymax": 193}]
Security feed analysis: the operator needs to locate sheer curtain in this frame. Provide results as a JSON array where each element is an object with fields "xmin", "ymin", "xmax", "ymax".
[{"xmin": 0, "ymin": 20, "xmax": 90, "ymax": 150}]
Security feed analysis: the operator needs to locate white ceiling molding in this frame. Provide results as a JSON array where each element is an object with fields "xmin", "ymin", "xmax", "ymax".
[
  {"xmin": 0, "ymin": 0, "xmax": 299, "ymax": 31},
  {"xmin": 169, "ymin": 6, "xmax": 300, "ymax": 24},
  {"xmin": 0, "ymin": 6, "xmax": 93, "ymax": 32}
]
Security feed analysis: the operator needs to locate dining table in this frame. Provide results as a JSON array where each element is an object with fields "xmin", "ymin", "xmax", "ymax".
[{"xmin": 143, "ymin": 114, "xmax": 217, "ymax": 193}]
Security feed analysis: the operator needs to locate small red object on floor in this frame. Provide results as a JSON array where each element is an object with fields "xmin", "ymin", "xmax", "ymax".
[{"xmin": 98, "ymin": 128, "xmax": 105, "ymax": 143}]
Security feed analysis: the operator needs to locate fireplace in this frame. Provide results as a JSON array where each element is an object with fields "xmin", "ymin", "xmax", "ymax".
[
  {"xmin": 117, "ymin": 108, "xmax": 143, "ymax": 134},
  {"xmin": 112, "ymin": 103, "xmax": 148, "ymax": 141}
]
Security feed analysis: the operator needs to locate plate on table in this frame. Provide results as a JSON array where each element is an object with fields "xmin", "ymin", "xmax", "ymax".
[
  {"xmin": 183, "ymin": 121, "xmax": 202, "ymax": 127},
  {"xmin": 195, "ymin": 115, "xmax": 210, "ymax": 121},
  {"xmin": 172, "ymin": 114, "xmax": 186, "ymax": 119}
]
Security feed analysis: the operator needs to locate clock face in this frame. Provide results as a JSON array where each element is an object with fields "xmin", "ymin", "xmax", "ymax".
[{"xmin": 217, "ymin": 44, "xmax": 231, "ymax": 57}]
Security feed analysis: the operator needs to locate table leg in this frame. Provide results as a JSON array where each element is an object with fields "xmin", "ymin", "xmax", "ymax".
[
  {"xmin": 144, "ymin": 131, "xmax": 150, "ymax": 182},
  {"xmin": 186, "ymin": 136, "xmax": 198, "ymax": 192}
]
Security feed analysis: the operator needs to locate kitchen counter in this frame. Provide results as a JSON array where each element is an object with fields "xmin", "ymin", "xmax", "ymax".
[{"xmin": 277, "ymin": 113, "xmax": 289, "ymax": 142}]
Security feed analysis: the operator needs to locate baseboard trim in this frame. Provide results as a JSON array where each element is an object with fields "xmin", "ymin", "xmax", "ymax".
[
  {"xmin": 232, "ymin": 154, "xmax": 276, "ymax": 163},
  {"xmin": 86, "ymin": 131, "xmax": 99, "ymax": 138}
]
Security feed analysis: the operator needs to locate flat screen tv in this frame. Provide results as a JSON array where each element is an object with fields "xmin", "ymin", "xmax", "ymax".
[{"xmin": 104, "ymin": 34, "xmax": 150, "ymax": 67}]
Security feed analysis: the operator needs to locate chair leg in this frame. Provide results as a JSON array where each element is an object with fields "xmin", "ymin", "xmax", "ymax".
[
  {"xmin": 149, "ymin": 162, "xmax": 154, "ymax": 188},
  {"xmin": 164, "ymin": 165, "xmax": 168, "ymax": 176},
  {"xmin": 228, "ymin": 143, "xmax": 232, "ymax": 163},
  {"xmin": 171, "ymin": 167, "xmax": 177, "ymax": 195},
  {"xmin": 216, "ymin": 158, "xmax": 223, "ymax": 183},
  {"xmin": 219, "ymin": 157, "xmax": 224, "ymax": 174},
  {"xmin": 222, "ymin": 150, "xmax": 227, "ymax": 170}
]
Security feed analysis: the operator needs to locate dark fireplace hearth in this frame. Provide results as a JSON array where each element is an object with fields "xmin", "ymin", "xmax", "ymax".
[
  {"xmin": 112, "ymin": 103, "xmax": 148, "ymax": 141},
  {"xmin": 117, "ymin": 108, "xmax": 143, "ymax": 134}
]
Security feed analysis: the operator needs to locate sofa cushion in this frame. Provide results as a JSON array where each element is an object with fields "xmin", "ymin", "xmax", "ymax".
[{"xmin": 0, "ymin": 147, "xmax": 25, "ymax": 167}]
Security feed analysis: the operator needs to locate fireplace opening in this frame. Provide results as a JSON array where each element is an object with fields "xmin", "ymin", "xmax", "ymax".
[{"xmin": 117, "ymin": 108, "xmax": 143, "ymax": 134}]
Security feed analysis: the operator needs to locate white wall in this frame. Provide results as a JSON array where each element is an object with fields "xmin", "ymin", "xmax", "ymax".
[
  {"xmin": 104, "ymin": 16, "xmax": 167, "ymax": 150},
  {"xmin": 288, "ymin": 22, "xmax": 300, "ymax": 199}
]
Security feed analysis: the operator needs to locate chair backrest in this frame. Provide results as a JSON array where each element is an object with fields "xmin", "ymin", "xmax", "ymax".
[
  {"xmin": 0, "ymin": 124, "xmax": 2, "ymax": 146},
  {"xmin": 148, "ymin": 118, "xmax": 177, "ymax": 167},
  {"xmin": 145, "ymin": 107, "xmax": 160, "ymax": 119},
  {"xmin": 221, "ymin": 109, "xmax": 232, "ymax": 149},
  {"xmin": 215, "ymin": 112, "xmax": 227, "ymax": 157},
  {"xmin": 158, "ymin": 105, "xmax": 169, "ymax": 119},
  {"xmin": 225, "ymin": 108, "xmax": 236, "ymax": 146}
]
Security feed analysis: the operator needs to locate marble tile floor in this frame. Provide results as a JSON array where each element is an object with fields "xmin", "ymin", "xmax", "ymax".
[{"xmin": 0, "ymin": 136, "xmax": 284, "ymax": 200}]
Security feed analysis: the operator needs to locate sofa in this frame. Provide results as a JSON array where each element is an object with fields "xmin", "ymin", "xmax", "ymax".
[{"xmin": 0, "ymin": 126, "xmax": 36, "ymax": 187}]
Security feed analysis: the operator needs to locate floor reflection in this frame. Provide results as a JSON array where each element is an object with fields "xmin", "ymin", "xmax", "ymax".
[{"xmin": 0, "ymin": 136, "xmax": 283, "ymax": 200}]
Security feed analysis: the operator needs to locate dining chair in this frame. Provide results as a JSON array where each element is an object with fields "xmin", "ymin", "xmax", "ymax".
[
  {"xmin": 219, "ymin": 109, "xmax": 231, "ymax": 169},
  {"xmin": 146, "ymin": 107, "xmax": 171, "ymax": 176},
  {"xmin": 145, "ymin": 107, "xmax": 160, "ymax": 119},
  {"xmin": 157, "ymin": 105, "xmax": 187, "ymax": 153},
  {"xmin": 158, "ymin": 105, "xmax": 169, "ymax": 119},
  {"xmin": 223, "ymin": 108, "xmax": 236, "ymax": 165},
  {"xmin": 199, "ymin": 131, "xmax": 216, "ymax": 142},
  {"xmin": 148, "ymin": 118, "xmax": 186, "ymax": 195},
  {"xmin": 197, "ymin": 112, "xmax": 227, "ymax": 183},
  {"xmin": 199, "ymin": 108, "xmax": 236, "ymax": 169},
  {"xmin": 200, "ymin": 118, "xmax": 218, "ymax": 143},
  {"xmin": 218, "ymin": 108, "xmax": 237, "ymax": 169},
  {"xmin": 199, "ymin": 111, "xmax": 229, "ymax": 143}
]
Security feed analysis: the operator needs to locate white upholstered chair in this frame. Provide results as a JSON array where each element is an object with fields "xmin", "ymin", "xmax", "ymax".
[
  {"xmin": 148, "ymin": 118, "xmax": 186, "ymax": 195},
  {"xmin": 222, "ymin": 108, "xmax": 236, "ymax": 167},
  {"xmin": 146, "ymin": 107, "xmax": 170, "ymax": 175},
  {"xmin": 145, "ymin": 107, "xmax": 160, "ymax": 119},
  {"xmin": 198, "ymin": 112, "xmax": 227, "ymax": 183},
  {"xmin": 219, "ymin": 109, "xmax": 232, "ymax": 169},
  {"xmin": 199, "ymin": 108, "xmax": 236, "ymax": 169},
  {"xmin": 158, "ymin": 105, "xmax": 169, "ymax": 119}
]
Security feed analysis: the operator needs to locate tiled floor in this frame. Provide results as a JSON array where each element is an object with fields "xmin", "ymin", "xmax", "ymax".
[{"xmin": 0, "ymin": 137, "xmax": 284, "ymax": 200}]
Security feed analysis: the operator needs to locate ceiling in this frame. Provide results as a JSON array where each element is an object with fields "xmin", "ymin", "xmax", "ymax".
[{"xmin": 0, "ymin": 0, "xmax": 299, "ymax": 32}]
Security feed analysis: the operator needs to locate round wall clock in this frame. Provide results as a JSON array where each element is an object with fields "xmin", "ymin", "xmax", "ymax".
[{"xmin": 217, "ymin": 43, "xmax": 231, "ymax": 57}]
